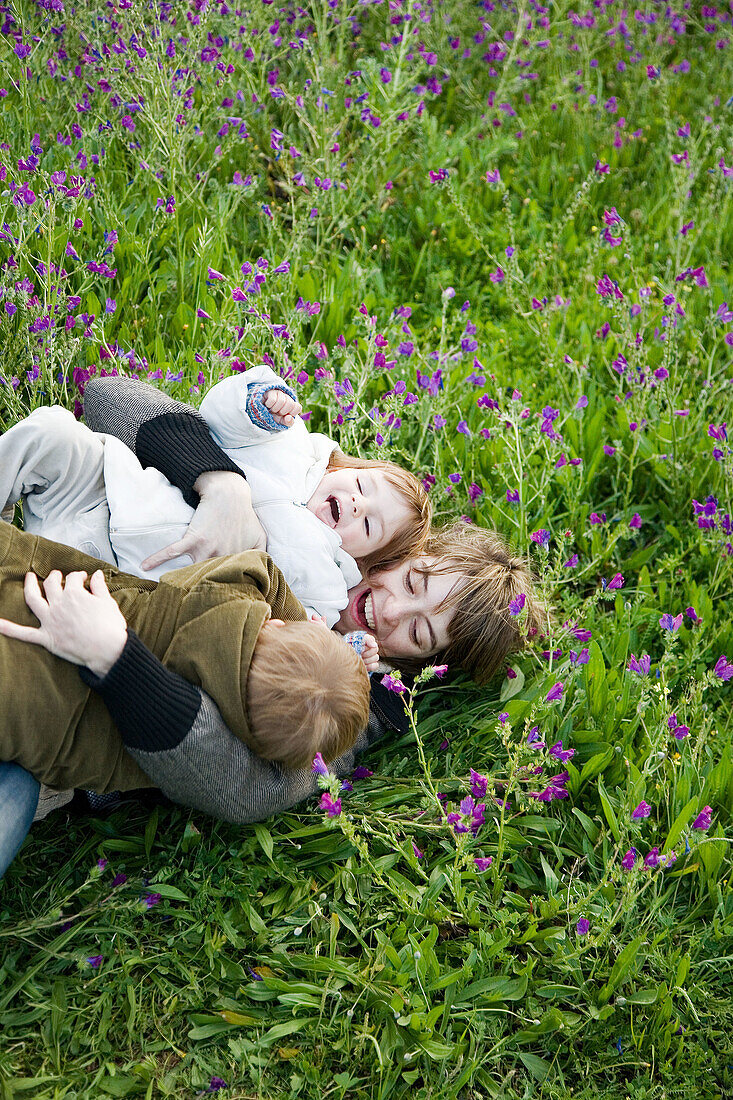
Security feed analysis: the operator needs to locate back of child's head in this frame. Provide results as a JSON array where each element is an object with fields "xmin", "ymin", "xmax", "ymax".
[
  {"xmin": 404, "ymin": 522, "xmax": 546, "ymax": 685},
  {"xmin": 247, "ymin": 620, "xmax": 371, "ymax": 768},
  {"xmin": 328, "ymin": 450, "xmax": 431, "ymax": 571}
]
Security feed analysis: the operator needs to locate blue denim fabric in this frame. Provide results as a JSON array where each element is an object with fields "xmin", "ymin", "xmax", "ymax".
[{"xmin": 0, "ymin": 762, "xmax": 40, "ymax": 879}]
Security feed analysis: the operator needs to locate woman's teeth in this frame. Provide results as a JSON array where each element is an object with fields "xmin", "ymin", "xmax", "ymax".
[{"xmin": 364, "ymin": 592, "xmax": 376, "ymax": 631}]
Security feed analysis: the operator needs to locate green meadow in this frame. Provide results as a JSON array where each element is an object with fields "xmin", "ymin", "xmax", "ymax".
[{"xmin": 0, "ymin": 0, "xmax": 731, "ymax": 1096}]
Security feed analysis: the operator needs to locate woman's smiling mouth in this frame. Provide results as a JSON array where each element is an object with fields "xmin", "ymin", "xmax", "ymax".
[
  {"xmin": 327, "ymin": 495, "xmax": 341, "ymax": 525},
  {"xmin": 356, "ymin": 590, "xmax": 376, "ymax": 631}
]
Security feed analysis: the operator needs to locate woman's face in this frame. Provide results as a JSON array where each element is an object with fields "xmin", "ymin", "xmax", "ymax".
[{"xmin": 336, "ymin": 557, "xmax": 462, "ymax": 660}]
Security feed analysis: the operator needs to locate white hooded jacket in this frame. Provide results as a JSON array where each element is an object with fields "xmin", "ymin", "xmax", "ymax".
[{"xmin": 103, "ymin": 364, "xmax": 362, "ymax": 627}]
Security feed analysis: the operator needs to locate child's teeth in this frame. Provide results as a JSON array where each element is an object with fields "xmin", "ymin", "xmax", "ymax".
[{"xmin": 364, "ymin": 593, "xmax": 376, "ymax": 631}]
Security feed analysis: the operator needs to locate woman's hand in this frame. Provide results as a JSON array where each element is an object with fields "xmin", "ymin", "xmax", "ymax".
[
  {"xmin": 0, "ymin": 570, "xmax": 128, "ymax": 677},
  {"xmin": 140, "ymin": 470, "xmax": 267, "ymax": 571}
]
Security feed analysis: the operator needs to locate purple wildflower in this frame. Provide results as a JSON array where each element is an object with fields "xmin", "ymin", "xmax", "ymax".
[
  {"xmin": 627, "ymin": 654, "xmax": 651, "ymax": 676},
  {"xmin": 692, "ymin": 806, "xmax": 712, "ymax": 830},
  {"xmin": 632, "ymin": 800, "xmax": 651, "ymax": 820},
  {"xmin": 546, "ymin": 682, "xmax": 564, "ymax": 703},
  {"xmin": 474, "ymin": 856, "xmax": 493, "ymax": 871},
  {"xmin": 576, "ymin": 917, "xmax": 590, "ymax": 935},
  {"xmin": 312, "ymin": 753, "xmax": 329, "ymax": 778},
  {"xmin": 508, "ymin": 593, "xmax": 526, "ymax": 616},
  {"xmin": 621, "ymin": 847, "xmax": 638, "ymax": 871},
  {"xmin": 713, "ymin": 656, "xmax": 733, "ymax": 681}
]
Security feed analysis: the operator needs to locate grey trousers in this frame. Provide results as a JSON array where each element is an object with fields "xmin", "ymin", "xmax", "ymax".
[{"xmin": 0, "ymin": 406, "xmax": 115, "ymax": 563}]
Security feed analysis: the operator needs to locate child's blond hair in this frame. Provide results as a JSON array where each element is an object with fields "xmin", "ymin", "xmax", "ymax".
[
  {"xmin": 327, "ymin": 450, "xmax": 431, "ymax": 571},
  {"xmin": 247, "ymin": 620, "xmax": 370, "ymax": 768},
  {"xmin": 390, "ymin": 523, "xmax": 546, "ymax": 685}
]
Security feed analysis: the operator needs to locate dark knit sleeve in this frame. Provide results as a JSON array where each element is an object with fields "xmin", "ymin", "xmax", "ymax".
[
  {"xmin": 79, "ymin": 630, "xmax": 201, "ymax": 751},
  {"xmin": 79, "ymin": 633, "xmax": 402, "ymax": 823},
  {"xmin": 83, "ymin": 377, "xmax": 245, "ymax": 506}
]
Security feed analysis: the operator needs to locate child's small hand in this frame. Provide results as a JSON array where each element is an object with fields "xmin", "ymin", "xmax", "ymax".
[
  {"xmin": 360, "ymin": 633, "xmax": 380, "ymax": 672},
  {"xmin": 309, "ymin": 612, "xmax": 330, "ymax": 628},
  {"xmin": 343, "ymin": 630, "xmax": 380, "ymax": 672},
  {"xmin": 264, "ymin": 388, "xmax": 302, "ymax": 427}
]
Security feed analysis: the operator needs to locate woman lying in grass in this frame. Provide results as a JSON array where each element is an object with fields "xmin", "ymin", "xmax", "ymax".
[{"xmin": 0, "ymin": 377, "xmax": 543, "ymax": 877}]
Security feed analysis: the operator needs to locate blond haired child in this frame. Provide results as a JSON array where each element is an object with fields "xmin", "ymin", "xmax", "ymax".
[
  {"xmin": 0, "ymin": 523, "xmax": 370, "ymax": 792},
  {"xmin": 95, "ymin": 364, "xmax": 431, "ymax": 628}
]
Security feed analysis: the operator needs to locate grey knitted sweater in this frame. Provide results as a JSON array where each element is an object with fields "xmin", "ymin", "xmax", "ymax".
[{"xmin": 81, "ymin": 377, "xmax": 405, "ymax": 823}]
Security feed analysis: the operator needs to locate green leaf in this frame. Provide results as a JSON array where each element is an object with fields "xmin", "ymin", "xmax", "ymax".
[
  {"xmin": 147, "ymin": 884, "xmax": 190, "ymax": 902},
  {"xmin": 664, "ymin": 797, "xmax": 698, "ymax": 852},
  {"xmin": 254, "ymin": 823, "xmax": 274, "ymax": 860},
  {"xmin": 455, "ymin": 974, "xmax": 528, "ymax": 1005},
  {"xmin": 625, "ymin": 988, "xmax": 659, "ymax": 1005},
  {"xmin": 97, "ymin": 1076, "xmax": 142, "ymax": 1097},
  {"xmin": 597, "ymin": 778, "xmax": 621, "ymax": 842},
  {"xmin": 500, "ymin": 664, "xmax": 525, "ymax": 701},
  {"xmin": 598, "ymin": 937, "xmax": 644, "ymax": 1005},
  {"xmin": 519, "ymin": 1053, "xmax": 551, "ymax": 1081}
]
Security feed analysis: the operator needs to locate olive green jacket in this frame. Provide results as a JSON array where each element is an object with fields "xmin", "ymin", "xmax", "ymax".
[{"xmin": 0, "ymin": 523, "xmax": 305, "ymax": 792}]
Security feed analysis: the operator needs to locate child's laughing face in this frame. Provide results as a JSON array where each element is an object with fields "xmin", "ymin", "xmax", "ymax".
[{"xmin": 307, "ymin": 467, "xmax": 413, "ymax": 560}]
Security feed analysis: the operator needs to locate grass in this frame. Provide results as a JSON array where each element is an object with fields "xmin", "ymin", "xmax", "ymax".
[{"xmin": 0, "ymin": 0, "xmax": 732, "ymax": 1096}]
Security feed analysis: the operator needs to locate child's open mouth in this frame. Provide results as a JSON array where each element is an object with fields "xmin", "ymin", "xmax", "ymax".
[
  {"xmin": 357, "ymin": 590, "xmax": 376, "ymax": 631},
  {"xmin": 328, "ymin": 495, "xmax": 341, "ymax": 526}
]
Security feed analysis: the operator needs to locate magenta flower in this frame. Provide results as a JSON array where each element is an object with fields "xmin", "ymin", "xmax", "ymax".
[
  {"xmin": 629, "ymin": 513, "xmax": 642, "ymax": 529},
  {"xmin": 644, "ymin": 847, "xmax": 660, "ymax": 868},
  {"xmin": 144, "ymin": 893, "xmax": 162, "ymax": 909},
  {"xmin": 713, "ymin": 656, "xmax": 733, "ymax": 681},
  {"xmin": 381, "ymin": 673, "xmax": 407, "ymax": 694},
  {"xmin": 549, "ymin": 740, "xmax": 575, "ymax": 762},
  {"xmin": 412, "ymin": 841, "xmax": 424, "ymax": 859},
  {"xmin": 621, "ymin": 847, "xmax": 638, "ymax": 871},
  {"xmin": 86, "ymin": 955, "xmax": 103, "ymax": 968},
  {"xmin": 632, "ymin": 800, "xmax": 651, "ymax": 820},
  {"xmin": 546, "ymin": 682, "xmax": 564, "ymax": 703},
  {"xmin": 474, "ymin": 856, "xmax": 493, "ymax": 871},
  {"xmin": 659, "ymin": 613, "xmax": 683, "ymax": 633},
  {"xmin": 576, "ymin": 917, "xmax": 590, "ymax": 935},
  {"xmin": 564, "ymin": 554, "xmax": 579, "ymax": 568},
  {"xmin": 320, "ymin": 792, "xmax": 342, "ymax": 818},
  {"xmin": 692, "ymin": 806, "xmax": 712, "ymax": 831},
  {"xmin": 508, "ymin": 593, "xmax": 526, "ymax": 616},
  {"xmin": 685, "ymin": 607, "xmax": 699, "ymax": 623},
  {"xmin": 530, "ymin": 529, "xmax": 551, "ymax": 547},
  {"xmin": 485, "ymin": 169, "xmax": 501, "ymax": 184},
  {"xmin": 352, "ymin": 766, "xmax": 373, "ymax": 780},
  {"xmin": 606, "ymin": 572, "xmax": 624, "ymax": 590}
]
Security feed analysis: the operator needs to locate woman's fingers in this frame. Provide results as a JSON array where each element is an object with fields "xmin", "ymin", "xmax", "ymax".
[
  {"xmin": 89, "ymin": 569, "xmax": 111, "ymax": 598},
  {"xmin": 23, "ymin": 572, "xmax": 49, "ymax": 620},
  {"xmin": 41, "ymin": 569, "xmax": 64, "ymax": 602},
  {"xmin": 0, "ymin": 617, "xmax": 44, "ymax": 645}
]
